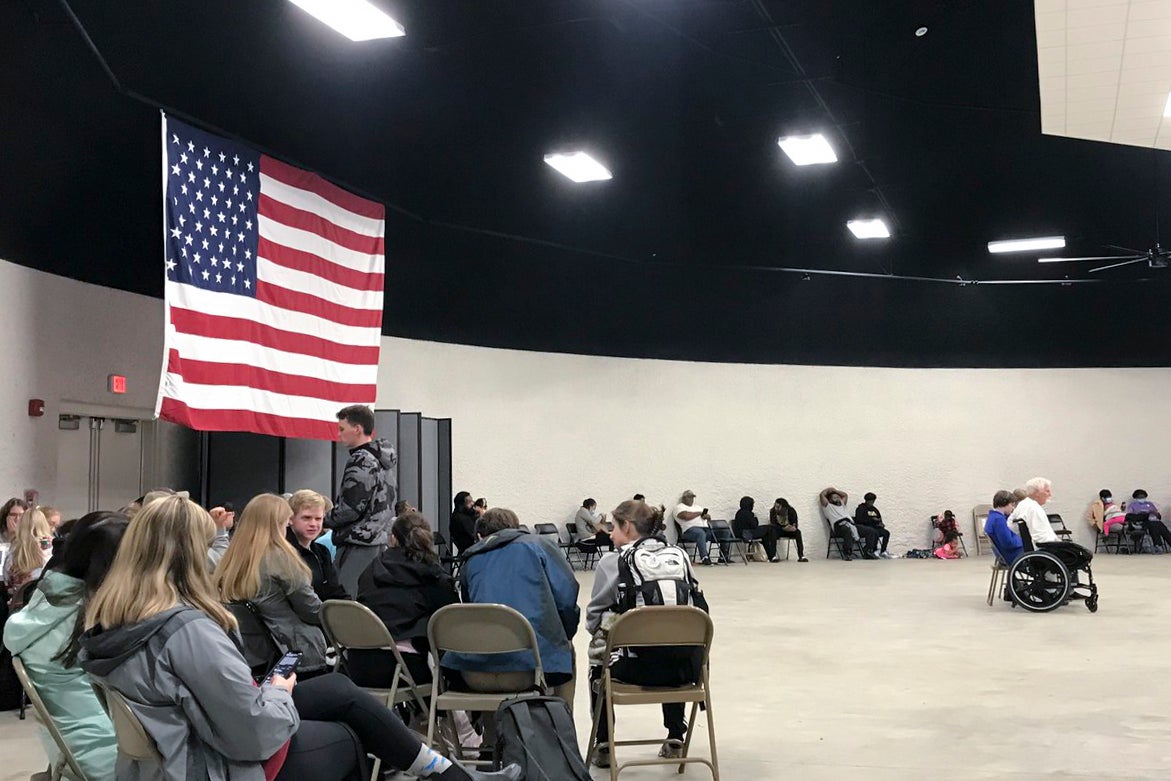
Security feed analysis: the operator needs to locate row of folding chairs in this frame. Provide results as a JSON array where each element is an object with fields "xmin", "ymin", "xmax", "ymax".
[{"xmin": 16, "ymin": 601, "xmax": 720, "ymax": 781}]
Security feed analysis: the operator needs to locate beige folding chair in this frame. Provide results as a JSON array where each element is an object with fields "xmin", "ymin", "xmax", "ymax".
[
  {"xmin": 586, "ymin": 606, "xmax": 719, "ymax": 781},
  {"xmin": 321, "ymin": 599, "xmax": 431, "ymax": 712},
  {"xmin": 91, "ymin": 682, "xmax": 164, "ymax": 765},
  {"xmin": 425, "ymin": 603, "xmax": 546, "ymax": 764},
  {"xmin": 12, "ymin": 656, "xmax": 91, "ymax": 781}
]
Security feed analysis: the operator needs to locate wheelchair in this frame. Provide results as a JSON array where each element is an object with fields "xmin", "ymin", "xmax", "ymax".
[{"xmin": 1005, "ymin": 521, "xmax": 1099, "ymax": 613}]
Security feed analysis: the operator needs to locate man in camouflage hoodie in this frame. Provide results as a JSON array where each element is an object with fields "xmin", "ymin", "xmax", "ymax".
[{"xmin": 327, "ymin": 404, "xmax": 397, "ymax": 598}]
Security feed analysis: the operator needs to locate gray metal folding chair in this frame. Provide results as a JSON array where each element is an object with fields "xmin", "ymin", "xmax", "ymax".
[
  {"xmin": 12, "ymin": 656, "xmax": 91, "ymax": 781},
  {"xmin": 586, "ymin": 606, "xmax": 719, "ymax": 780},
  {"xmin": 425, "ymin": 603, "xmax": 546, "ymax": 765},
  {"xmin": 91, "ymin": 682, "xmax": 164, "ymax": 765},
  {"xmin": 320, "ymin": 599, "xmax": 430, "ymax": 712}
]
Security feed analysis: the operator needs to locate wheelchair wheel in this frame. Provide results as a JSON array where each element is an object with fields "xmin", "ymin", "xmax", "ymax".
[
  {"xmin": 1086, "ymin": 594, "xmax": 1099, "ymax": 613},
  {"xmin": 1007, "ymin": 551, "xmax": 1071, "ymax": 612}
]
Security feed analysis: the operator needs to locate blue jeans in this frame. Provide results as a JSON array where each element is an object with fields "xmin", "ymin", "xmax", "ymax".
[{"xmin": 681, "ymin": 526, "xmax": 728, "ymax": 560}]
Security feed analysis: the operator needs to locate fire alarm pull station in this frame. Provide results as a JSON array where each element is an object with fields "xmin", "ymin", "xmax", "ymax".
[{"xmin": 108, "ymin": 374, "xmax": 127, "ymax": 394}]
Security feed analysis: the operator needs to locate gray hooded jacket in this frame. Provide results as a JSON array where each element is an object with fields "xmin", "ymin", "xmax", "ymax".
[
  {"xmin": 327, "ymin": 438, "xmax": 396, "ymax": 547},
  {"xmin": 79, "ymin": 606, "xmax": 298, "ymax": 781}
]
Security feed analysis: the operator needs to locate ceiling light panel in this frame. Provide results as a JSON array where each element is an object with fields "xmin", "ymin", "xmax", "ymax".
[
  {"xmin": 987, "ymin": 236, "xmax": 1066, "ymax": 253},
  {"xmin": 777, "ymin": 134, "xmax": 838, "ymax": 165},
  {"xmin": 543, "ymin": 152, "xmax": 612, "ymax": 183},
  {"xmin": 1035, "ymin": 0, "xmax": 1171, "ymax": 150},
  {"xmin": 288, "ymin": 0, "xmax": 405, "ymax": 41},
  {"xmin": 847, "ymin": 219, "xmax": 891, "ymax": 239}
]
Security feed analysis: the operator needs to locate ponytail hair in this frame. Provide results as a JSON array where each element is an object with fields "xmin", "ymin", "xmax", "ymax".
[
  {"xmin": 611, "ymin": 500, "xmax": 665, "ymax": 539},
  {"xmin": 391, "ymin": 511, "xmax": 438, "ymax": 566}
]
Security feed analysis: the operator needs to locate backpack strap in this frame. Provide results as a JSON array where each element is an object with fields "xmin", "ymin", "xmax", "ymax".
[{"xmin": 540, "ymin": 698, "xmax": 589, "ymax": 775}]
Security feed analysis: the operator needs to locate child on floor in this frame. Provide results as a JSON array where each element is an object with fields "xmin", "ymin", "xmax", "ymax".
[{"xmin": 933, "ymin": 531, "xmax": 961, "ymax": 559}]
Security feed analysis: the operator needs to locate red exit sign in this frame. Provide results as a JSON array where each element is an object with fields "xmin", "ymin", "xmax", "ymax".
[{"xmin": 107, "ymin": 374, "xmax": 127, "ymax": 394}]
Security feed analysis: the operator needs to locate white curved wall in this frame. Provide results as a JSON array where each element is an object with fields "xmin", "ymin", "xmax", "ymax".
[{"xmin": 379, "ymin": 336, "xmax": 1169, "ymax": 554}]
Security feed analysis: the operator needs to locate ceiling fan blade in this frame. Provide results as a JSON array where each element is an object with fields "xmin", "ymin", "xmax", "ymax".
[
  {"xmin": 1037, "ymin": 255, "xmax": 1143, "ymax": 263},
  {"xmin": 1106, "ymin": 244, "xmax": 1146, "ymax": 254},
  {"xmin": 1089, "ymin": 258, "xmax": 1150, "ymax": 273}
]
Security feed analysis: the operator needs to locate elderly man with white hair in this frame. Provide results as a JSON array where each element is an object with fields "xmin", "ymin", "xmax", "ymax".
[{"xmin": 1008, "ymin": 477, "xmax": 1057, "ymax": 545}]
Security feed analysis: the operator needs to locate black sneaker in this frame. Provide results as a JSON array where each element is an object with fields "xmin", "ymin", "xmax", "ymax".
[{"xmin": 701, "ymin": 557, "xmax": 712, "ymax": 566}]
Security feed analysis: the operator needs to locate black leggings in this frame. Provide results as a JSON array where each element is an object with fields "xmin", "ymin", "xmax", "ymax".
[
  {"xmin": 589, "ymin": 648, "xmax": 702, "ymax": 743},
  {"xmin": 857, "ymin": 522, "xmax": 890, "ymax": 552},
  {"xmin": 771, "ymin": 525, "xmax": 805, "ymax": 558},
  {"xmin": 279, "ymin": 673, "xmax": 474, "ymax": 781}
]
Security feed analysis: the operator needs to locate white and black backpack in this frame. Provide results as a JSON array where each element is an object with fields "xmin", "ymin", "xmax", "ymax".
[{"xmin": 614, "ymin": 536, "xmax": 709, "ymax": 614}]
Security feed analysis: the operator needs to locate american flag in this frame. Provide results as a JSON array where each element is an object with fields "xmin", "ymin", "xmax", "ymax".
[{"xmin": 157, "ymin": 115, "xmax": 385, "ymax": 440}]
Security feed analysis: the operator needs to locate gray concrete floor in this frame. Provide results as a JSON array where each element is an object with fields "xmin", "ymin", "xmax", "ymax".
[{"xmin": 2, "ymin": 555, "xmax": 1169, "ymax": 780}]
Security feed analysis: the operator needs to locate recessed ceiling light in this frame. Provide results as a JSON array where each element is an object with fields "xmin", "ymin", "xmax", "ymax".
[
  {"xmin": 777, "ymin": 134, "xmax": 838, "ymax": 166},
  {"xmin": 915, "ymin": 26, "xmax": 928, "ymax": 37},
  {"xmin": 288, "ymin": 0, "xmax": 405, "ymax": 41},
  {"xmin": 847, "ymin": 218, "xmax": 891, "ymax": 239},
  {"xmin": 543, "ymin": 152, "xmax": 612, "ymax": 183},
  {"xmin": 987, "ymin": 236, "xmax": 1065, "ymax": 253}
]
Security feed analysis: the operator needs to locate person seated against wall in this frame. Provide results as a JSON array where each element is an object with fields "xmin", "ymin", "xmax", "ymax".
[
  {"xmin": 443, "ymin": 508, "xmax": 580, "ymax": 710},
  {"xmin": 768, "ymin": 498, "xmax": 809, "ymax": 562},
  {"xmin": 1087, "ymin": 488, "xmax": 1111, "ymax": 534},
  {"xmin": 215, "ymin": 494, "xmax": 330, "ymax": 676},
  {"xmin": 286, "ymin": 490, "xmax": 349, "ymax": 601},
  {"xmin": 732, "ymin": 497, "xmax": 780, "ymax": 562},
  {"xmin": 983, "ymin": 490, "xmax": 1023, "ymax": 564},
  {"xmin": 853, "ymin": 492, "xmax": 893, "ymax": 559},
  {"xmin": 820, "ymin": 487, "xmax": 878, "ymax": 560},
  {"xmin": 674, "ymin": 490, "xmax": 730, "ymax": 566},
  {"xmin": 1126, "ymin": 489, "xmax": 1171, "ymax": 551},
  {"xmin": 575, "ymin": 498, "xmax": 613, "ymax": 551},
  {"xmin": 586, "ymin": 500, "xmax": 706, "ymax": 767},
  {"xmin": 448, "ymin": 491, "xmax": 478, "ymax": 555},
  {"xmin": 4, "ymin": 506, "xmax": 54, "ymax": 603},
  {"xmin": 78, "ymin": 496, "xmax": 520, "ymax": 781},
  {"xmin": 3, "ymin": 511, "xmax": 127, "ymax": 781}
]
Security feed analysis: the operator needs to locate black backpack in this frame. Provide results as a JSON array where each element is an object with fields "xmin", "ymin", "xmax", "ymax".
[
  {"xmin": 614, "ymin": 536, "xmax": 709, "ymax": 614},
  {"xmin": 494, "ymin": 695, "xmax": 590, "ymax": 780}
]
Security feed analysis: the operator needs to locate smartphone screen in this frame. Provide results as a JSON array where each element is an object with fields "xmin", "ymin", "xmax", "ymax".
[{"xmin": 262, "ymin": 651, "xmax": 302, "ymax": 685}]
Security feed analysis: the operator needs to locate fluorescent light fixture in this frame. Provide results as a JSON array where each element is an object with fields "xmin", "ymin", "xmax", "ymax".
[
  {"xmin": 777, "ymin": 134, "xmax": 838, "ymax": 165},
  {"xmin": 288, "ymin": 0, "xmax": 405, "ymax": 41},
  {"xmin": 987, "ymin": 236, "xmax": 1065, "ymax": 253},
  {"xmin": 543, "ymin": 152, "xmax": 612, "ymax": 183},
  {"xmin": 847, "ymin": 218, "xmax": 891, "ymax": 239}
]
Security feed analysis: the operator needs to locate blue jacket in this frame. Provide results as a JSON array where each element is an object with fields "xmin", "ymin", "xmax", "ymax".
[
  {"xmin": 445, "ymin": 529, "xmax": 579, "ymax": 676},
  {"xmin": 3, "ymin": 571, "xmax": 116, "ymax": 781},
  {"xmin": 984, "ymin": 509, "xmax": 1024, "ymax": 564}
]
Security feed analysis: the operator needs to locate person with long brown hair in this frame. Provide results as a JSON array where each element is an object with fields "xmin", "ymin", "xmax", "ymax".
[
  {"xmin": 0, "ymin": 497, "xmax": 28, "ymax": 544},
  {"xmin": 78, "ymin": 495, "xmax": 520, "ymax": 781},
  {"xmin": 214, "ymin": 494, "xmax": 328, "ymax": 674}
]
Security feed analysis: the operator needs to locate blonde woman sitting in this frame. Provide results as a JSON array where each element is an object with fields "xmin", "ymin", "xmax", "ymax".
[
  {"xmin": 215, "ymin": 494, "xmax": 328, "ymax": 675},
  {"xmin": 4, "ymin": 505, "xmax": 53, "ymax": 602}
]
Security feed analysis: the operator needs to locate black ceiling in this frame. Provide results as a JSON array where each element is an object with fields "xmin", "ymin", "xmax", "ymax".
[{"xmin": 7, "ymin": 0, "xmax": 1171, "ymax": 367}]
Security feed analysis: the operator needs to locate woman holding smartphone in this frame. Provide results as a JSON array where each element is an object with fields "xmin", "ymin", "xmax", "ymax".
[
  {"xmin": 79, "ymin": 495, "xmax": 519, "ymax": 781},
  {"xmin": 214, "ymin": 494, "xmax": 329, "ymax": 675}
]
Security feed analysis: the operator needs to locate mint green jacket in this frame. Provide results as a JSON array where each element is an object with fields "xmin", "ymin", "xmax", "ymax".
[{"xmin": 3, "ymin": 571, "xmax": 116, "ymax": 781}]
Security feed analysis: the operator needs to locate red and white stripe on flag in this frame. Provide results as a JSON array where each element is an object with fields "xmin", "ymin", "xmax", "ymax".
[{"xmin": 157, "ymin": 115, "xmax": 384, "ymax": 440}]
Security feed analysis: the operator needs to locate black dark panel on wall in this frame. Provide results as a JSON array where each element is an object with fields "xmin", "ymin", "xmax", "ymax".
[
  {"xmin": 398, "ymin": 413, "xmax": 422, "ymax": 511},
  {"xmin": 284, "ymin": 438, "xmax": 332, "ymax": 498},
  {"xmin": 437, "ymin": 419, "xmax": 452, "ymax": 540},
  {"xmin": 420, "ymin": 418, "xmax": 439, "ymax": 524},
  {"xmin": 206, "ymin": 432, "xmax": 280, "ymax": 513}
]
